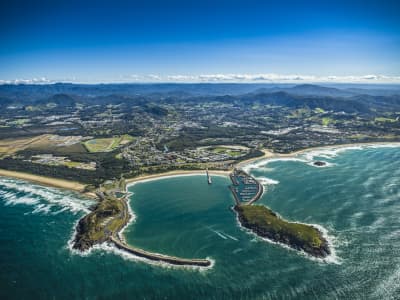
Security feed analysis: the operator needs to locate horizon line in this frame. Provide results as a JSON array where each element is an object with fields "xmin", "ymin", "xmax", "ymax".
[
  {"xmin": 1, "ymin": 73, "xmax": 400, "ymax": 86},
  {"xmin": 2, "ymin": 81, "xmax": 400, "ymax": 86}
]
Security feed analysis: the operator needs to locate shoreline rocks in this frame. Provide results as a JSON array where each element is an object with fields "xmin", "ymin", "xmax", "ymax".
[
  {"xmin": 313, "ymin": 161, "xmax": 327, "ymax": 167},
  {"xmin": 234, "ymin": 205, "xmax": 331, "ymax": 258}
]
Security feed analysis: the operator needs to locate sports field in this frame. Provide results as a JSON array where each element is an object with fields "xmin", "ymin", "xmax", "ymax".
[{"xmin": 83, "ymin": 135, "xmax": 134, "ymax": 153}]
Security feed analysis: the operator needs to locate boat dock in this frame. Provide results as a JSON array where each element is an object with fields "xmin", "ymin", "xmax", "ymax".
[{"xmin": 229, "ymin": 169, "xmax": 263, "ymax": 205}]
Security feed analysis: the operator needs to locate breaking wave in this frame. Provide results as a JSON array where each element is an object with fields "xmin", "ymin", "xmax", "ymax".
[
  {"xmin": 243, "ymin": 157, "xmax": 307, "ymax": 172},
  {"xmin": 244, "ymin": 143, "xmax": 400, "ymax": 174},
  {"xmin": 255, "ymin": 176, "xmax": 280, "ymax": 185},
  {"xmin": 300, "ymin": 143, "xmax": 400, "ymax": 162},
  {"xmin": 67, "ymin": 231, "xmax": 214, "ymax": 271},
  {"xmin": 0, "ymin": 177, "xmax": 93, "ymax": 215}
]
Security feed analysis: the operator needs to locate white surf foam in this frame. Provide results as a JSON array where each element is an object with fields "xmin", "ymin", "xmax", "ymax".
[
  {"xmin": 255, "ymin": 176, "xmax": 280, "ymax": 185},
  {"xmin": 67, "ymin": 188, "xmax": 213, "ymax": 271},
  {"xmin": 243, "ymin": 157, "xmax": 307, "ymax": 172},
  {"xmin": 244, "ymin": 143, "xmax": 400, "ymax": 173},
  {"xmin": 234, "ymin": 208, "xmax": 341, "ymax": 264},
  {"xmin": 0, "ymin": 177, "xmax": 93, "ymax": 215},
  {"xmin": 300, "ymin": 143, "xmax": 400, "ymax": 162},
  {"xmin": 117, "ymin": 192, "xmax": 136, "ymax": 244},
  {"xmin": 67, "ymin": 234, "xmax": 215, "ymax": 271},
  {"xmin": 306, "ymin": 161, "xmax": 335, "ymax": 168},
  {"xmin": 301, "ymin": 146, "xmax": 363, "ymax": 161}
]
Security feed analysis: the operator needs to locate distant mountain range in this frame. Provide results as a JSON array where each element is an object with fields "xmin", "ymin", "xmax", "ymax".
[
  {"xmin": 1, "ymin": 83, "xmax": 400, "ymax": 116},
  {"xmin": 1, "ymin": 83, "xmax": 400, "ymax": 100}
]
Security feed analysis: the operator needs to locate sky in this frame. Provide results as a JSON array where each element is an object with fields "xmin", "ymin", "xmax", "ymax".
[{"xmin": 0, "ymin": 0, "xmax": 400, "ymax": 84}]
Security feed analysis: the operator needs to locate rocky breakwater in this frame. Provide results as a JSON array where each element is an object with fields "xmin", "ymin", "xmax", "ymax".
[{"xmin": 73, "ymin": 182, "xmax": 213, "ymax": 267}]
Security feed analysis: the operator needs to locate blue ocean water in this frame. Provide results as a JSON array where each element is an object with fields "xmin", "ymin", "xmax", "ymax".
[{"xmin": 0, "ymin": 146, "xmax": 399, "ymax": 299}]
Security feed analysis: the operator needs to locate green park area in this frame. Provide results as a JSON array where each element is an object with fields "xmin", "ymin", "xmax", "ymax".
[{"xmin": 83, "ymin": 135, "xmax": 134, "ymax": 153}]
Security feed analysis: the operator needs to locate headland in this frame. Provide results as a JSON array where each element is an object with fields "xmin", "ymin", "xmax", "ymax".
[
  {"xmin": 2, "ymin": 142, "xmax": 399, "ymax": 266},
  {"xmin": 229, "ymin": 169, "xmax": 331, "ymax": 258}
]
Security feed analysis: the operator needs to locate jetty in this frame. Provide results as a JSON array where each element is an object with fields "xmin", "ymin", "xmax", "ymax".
[
  {"xmin": 206, "ymin": 168, "xmax": 212, "ymax": 184},
  {"xmin": 73, "ymin": 178, "xmax": 213, "ymax": 268},
  {"xmin": 110, "ymin": 236, "xmax": 212, "ymax": 267},
  {"xmin": 111, "ymin": 194, "xmax": 212, "ymax": 267}
]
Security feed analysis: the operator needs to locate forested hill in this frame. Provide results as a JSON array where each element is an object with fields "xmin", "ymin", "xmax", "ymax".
[
  {"xmin": 0, "ymin": 84, "xmax": 400, "ymax": 116},
  {"xmin": 1, "ymin": 82, "xmax": 400, "ymax": 100}
]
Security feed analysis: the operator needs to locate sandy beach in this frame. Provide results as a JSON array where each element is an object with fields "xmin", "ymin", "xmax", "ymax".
[
  {"xmin": 236, "ymin": 141, "xmax": 400, "ymax": 168},
  {"xmin": 0, "ymin": 141, "xmax": 399, "ymax": 195},
  {"xmin": 125, "ymin": 169, "xmax": 230, "ymax": 184},
  {"xmin": 276, "ymin": 141, "xmax": 400, "ymax": 157},
  {"xmin": 235, "ymin": 149, "xmax": 275, "ymax": 168},
  {"xmin": 0, "ymin": 169, "xmax": 87, "ymax": 193}
]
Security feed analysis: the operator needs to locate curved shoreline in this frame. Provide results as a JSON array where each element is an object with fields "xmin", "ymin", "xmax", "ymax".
[
  {"xmin": 0, "ymin": 169, "xmax": 87, "ymax": 193},
  {"xmin": 1, "ymin": 141, "xmax": 398, "ymax": 192},
  {"xmin": 117, "ymin": 171, "xmax": 232, "ymax": 268},
  {"xmin": 1, "ymin": 142, "xmax": 400, "ymax": 268},
  {"xmin": 112, "ymin": 183, "xmax": 214, "ymax": 268},
  {"xmin": 125, "ymin": 170, "xmax": 230, "ymax": 185},
  {"xmin": 240, "ymin": 142, "xmax": 400, "ymax": 170}
]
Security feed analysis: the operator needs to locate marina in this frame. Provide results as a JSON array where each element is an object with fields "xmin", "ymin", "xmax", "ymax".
[{"xmin": 229, "ymin": 169, "xmax": 263, "ymax": 205}]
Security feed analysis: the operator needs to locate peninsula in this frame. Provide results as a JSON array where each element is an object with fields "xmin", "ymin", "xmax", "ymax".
[
  {"xmin": 5, "ymin": 142, "xmax": 400, "ymax": 265},
  {"xmin": 71, "ymin": 177, "xmax": 213, "ymax": 267},
  {"xmin": 0, "ymin": 83, "xmax": 398, "ymax": 264},
  {"xmin": 4, "ymin": 141, "xmax": 400, "ymax": 264}
]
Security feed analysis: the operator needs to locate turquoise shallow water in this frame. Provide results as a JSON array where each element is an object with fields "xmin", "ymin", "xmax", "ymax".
[{"xmin": 0, "ymin": 146, "xmax": 400, "ymax": 299}]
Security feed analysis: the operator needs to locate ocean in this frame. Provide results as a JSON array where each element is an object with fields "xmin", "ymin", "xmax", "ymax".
[{"xmin": 0, "ymin": 145, "xmax": 399, "ymax": 299}]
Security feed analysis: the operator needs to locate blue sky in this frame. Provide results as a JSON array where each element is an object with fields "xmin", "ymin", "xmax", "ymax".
[{"xmin": 1, "ymin": 0, "xmax": 399, "ymax": 83}]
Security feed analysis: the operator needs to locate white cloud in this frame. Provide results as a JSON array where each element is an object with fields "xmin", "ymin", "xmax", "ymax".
[
  {"xmin": 1, "ymin": 74, "xmax": 400, "ymax": 84},
  {"xmin": 0, "ymin": 77, "xmax": 52, "ymax": 85},
  {"xmin": 156, "ymin": 73, "xmax": 400, "ymax": 83}
]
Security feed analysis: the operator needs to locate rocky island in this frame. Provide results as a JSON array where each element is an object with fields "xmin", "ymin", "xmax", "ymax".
[
  {"xmin": 234, "ymin": 205, "xmax": 330, "ymax": 258},
  {"xmin": 313, "ymin": 161, "xmax": 327, "ymax": 167},
  {"xmin": 230, "ymin": 169, "xmax": 330, "ymax": 258}
]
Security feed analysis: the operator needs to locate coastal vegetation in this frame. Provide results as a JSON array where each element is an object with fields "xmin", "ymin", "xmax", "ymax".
[
  {"xmin": 234, "ymin": 205, "xmax": 330, "ymax": 258},
  {"xmin": 0, "ymin": 83, "xmax": 398, "ymax": 264},
  {"xmin": 230, "ymin": 169, "xmax": 330, "ymax": 258},
  {"xmin": 73, "ymin": 195, "xmax": 126, "ymax": 250}
]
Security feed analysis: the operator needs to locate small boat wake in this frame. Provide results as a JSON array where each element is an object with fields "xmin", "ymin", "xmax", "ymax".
[{"xmin": 207, "ymin": 227, "xmax": 238, "ymax": 241}]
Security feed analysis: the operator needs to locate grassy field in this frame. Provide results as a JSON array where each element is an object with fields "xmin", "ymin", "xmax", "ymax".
[
  {"xmin": 211, "ymin": 146, "xmax": 243, "ymax": 157},
  {"xmin": 83, "ymin": 134, "xmax": 134, "ymax": 153},
  {"xmin": 314, "ymin": 107, "xmax": 325, "ymax": 113},
  {"xmin": 0, "ymin": 134, "xmax": 90, "ymax": 158},
  {"xmin": 0, "ymin": 135, "xmax": 52, "ymax": 157},
  {"xmin": 321, "ymin": 117, "xmax": 334, "ymax": 126}
]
